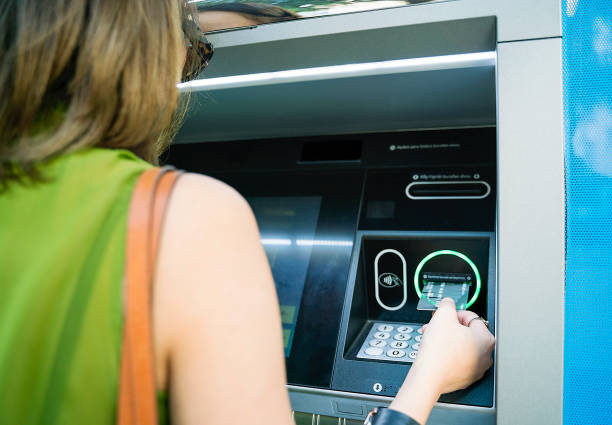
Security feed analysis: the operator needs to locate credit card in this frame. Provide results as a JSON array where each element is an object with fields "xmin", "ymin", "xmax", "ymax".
[{"xmin": 416, "ymin": 272, "xmax": 472, "ymax": 311}]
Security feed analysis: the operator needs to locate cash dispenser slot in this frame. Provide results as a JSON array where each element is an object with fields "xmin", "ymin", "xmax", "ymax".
[{"xmin": 406, "ymin": 181, "xmax": 491, "ymax": 199}]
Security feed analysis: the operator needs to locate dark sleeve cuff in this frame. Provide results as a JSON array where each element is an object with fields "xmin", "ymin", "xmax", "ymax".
[{"xmin": 366, "ymin": 407, "xmax": 421, "ymax": 425}]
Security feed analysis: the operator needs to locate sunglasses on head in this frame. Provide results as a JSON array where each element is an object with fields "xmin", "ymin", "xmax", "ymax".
[{"xmin": 182, "ymin": 23, "xmax": 214, "ymax": 82}]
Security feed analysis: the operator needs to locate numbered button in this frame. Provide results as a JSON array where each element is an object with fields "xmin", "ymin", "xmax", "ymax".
[
  {"xmin": 409, "ymin": 351, "xmax": 418, "ymax": 360},
  {"xmin": 394, "ymin": 333, "xmax": 411, "ymax": 341},
  {"xmin": 377, "ymin": 324, "xmax": 394, "ymax": 332},
  {"xmin": 365, "ymin": 347, "xmax": 384, "ymax": 356},
  {"xmin": 397, "ymin": 326, "xmax": 414, "ymax": 333},
  {"xmin": 411, "ymin": 343, "xmax": 420, "ymax": 350},
  {"xmin": 369, "ymin": 339, "xmax": 387, "ymax": 348},
  {"xmin": 414, "ymin": 335, "xmax": 422, "ymax": 342},
  {"xmin": 387, "ymin": 349, "xmax": 406, "ymax": 358},
  {"xmin": 417, "ymin": 327, "xmax": 424, "ymax": 334},
  {"xmin": 390, "ymin": 341, "xmax": 408, "ymax": 349},
  {"xmin": 374, "ymin": 332, "xmax": 391, "ymax": 340}
]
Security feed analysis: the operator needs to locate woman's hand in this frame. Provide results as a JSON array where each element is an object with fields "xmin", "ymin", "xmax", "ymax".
[
  {"xmin": 389, "ymin": 298, "xmax": 495, "ymax": 424},
  {"xmin": 416, "ymin": 297, "xmax": 495, "ymax": 393}
]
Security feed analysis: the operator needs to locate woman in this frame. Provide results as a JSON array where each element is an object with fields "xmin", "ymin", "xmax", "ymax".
[{"xmin": 0, "ymin": 1, "xmax": 495, "ymax": 424}]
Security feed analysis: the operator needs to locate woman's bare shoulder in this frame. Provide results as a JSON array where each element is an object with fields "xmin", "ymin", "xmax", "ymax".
[
  {"xmin": 157, "ymin": 172, "xmax": 261, "ymax": 278},
  {"xmin": 155, "ymin": 170, "xmax": 268, "ymax": 310},
  {"xmin": 152, "ymin": 172, "xmax": 292, "ymax": 424},
  {"xmin": 169, "ymin": 172, "xmax": 254, "ymax": 224}
]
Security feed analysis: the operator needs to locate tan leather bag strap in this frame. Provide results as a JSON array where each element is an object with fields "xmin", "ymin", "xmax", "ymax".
[{"xmin": 118, "ymin": 167, "xmax": 182, "ymax": 425}]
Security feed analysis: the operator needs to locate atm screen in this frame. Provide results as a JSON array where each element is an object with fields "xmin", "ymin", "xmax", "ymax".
[{"xmin": 248, "ymin": 196, "xmax": 323, "ymax": 356}]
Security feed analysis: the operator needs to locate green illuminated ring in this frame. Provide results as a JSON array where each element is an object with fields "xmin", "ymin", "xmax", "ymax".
[{"xmin": 413, "ymin": 250, "xmax": 481, "ymax": 309}]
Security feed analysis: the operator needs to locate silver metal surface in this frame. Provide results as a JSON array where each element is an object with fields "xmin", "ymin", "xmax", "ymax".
[
  {"xmin": 175, "ymin": 63, "xmax": 495, "ymax": 143},
  {"xmin": 204, "ymin": 0, "xmax": 559, "ymax": 47},
  {"xmin": 178, "ymin": 52, "xmax": 495, "ymax": 92},
  {"xmin": 288, "ymin": 385, "xmax": 392, "ymax": 403},
  {"xmin": 290, "ymin": 384, "xmax": 496, "ymax": 425},
  {"xmin": 200, "ymin": 16, "xmax": 495, "ymax": 79},
  {"xmin": 496, "ymin": 37, "xmax": 564, "ymax": 425}
]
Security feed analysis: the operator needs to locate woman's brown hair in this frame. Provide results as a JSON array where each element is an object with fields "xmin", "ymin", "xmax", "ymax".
[{"xmin": 0, "ymin": 0, "xmax": 200, "ymax": 188}]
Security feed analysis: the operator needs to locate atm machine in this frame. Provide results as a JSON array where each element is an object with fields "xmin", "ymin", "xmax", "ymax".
[
  {"xmin": 168, "ymin": 0, "xmax": 566, "ymax": 424},
  {"xmin": 168, "ymin": 128, "xmax": 496, "ymax": 423}
]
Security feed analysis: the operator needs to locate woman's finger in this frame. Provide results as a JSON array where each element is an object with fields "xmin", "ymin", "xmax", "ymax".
[
  {"xmin": 435, "ymin": 298, "xmax": 458, "ymax": 318},
  {"xmin": 456, "ymin": 310, "xmax": 480, "ymax": 327}
]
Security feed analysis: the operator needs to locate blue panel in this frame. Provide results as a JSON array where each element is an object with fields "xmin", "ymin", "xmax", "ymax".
[{"xmin": 563, "ymin": 2, "xmax": 612, "ymax": 424}]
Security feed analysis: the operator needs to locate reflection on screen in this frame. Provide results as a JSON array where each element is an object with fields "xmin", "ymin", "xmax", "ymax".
[
  {"xmin": 248, "ymin": 197, "xmax": 322, "ymax": 356},
  {"xmin": 193, "ymin": 0, "xmax": 442, "ymax": 33}
]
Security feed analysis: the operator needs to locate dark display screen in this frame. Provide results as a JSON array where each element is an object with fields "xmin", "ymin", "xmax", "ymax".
[
  {"xmin": 248, "ymin": 196, "xmax": 322, "ymax": 356},
  {"xmin": 206, "ymin": 171, "xmax": 363, "ymax": 388}
]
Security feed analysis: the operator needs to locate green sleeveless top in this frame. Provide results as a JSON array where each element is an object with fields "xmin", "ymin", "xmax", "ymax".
[{"xmin": 0, "ymin": 149, "xmax": 169, "ymax": 424}]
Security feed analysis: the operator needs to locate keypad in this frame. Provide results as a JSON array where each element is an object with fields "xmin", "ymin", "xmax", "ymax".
[
  {"xmin": 387, "ymin": 349, "xmax": 406, "ymax": 358},
  {"xmin": 365, "ymin": 347, "xmax": 384, "ymax": 356},
  {"xmin": 393, "ymin": 333, "xmax": 411, "ymax": 341},
  {"xmin": 357, "ymin": 321, "xmax": 424, "ymax": 363},
  {"xmin": 373, "ymin": 332, "xmax": 390, "ymax": 339},
  {"xmin": 390, "ymin": 341, "xmax": 408, "ymax": 349}
]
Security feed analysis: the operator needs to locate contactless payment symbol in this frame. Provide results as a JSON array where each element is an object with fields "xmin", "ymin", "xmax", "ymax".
[
  {"xmin": 378, "ymin": 272, "xmax": 402, "ymax": 288},
  {"xmin": 374, "ymin": 249, "xmax": 407, "ymax": 311}
]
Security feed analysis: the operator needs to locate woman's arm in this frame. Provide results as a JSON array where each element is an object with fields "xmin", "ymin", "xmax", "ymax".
[
  {"xmin": 389, "ymin": 298, "xmax": 495, "ymax": 424},
  {"xmin": 153, "ymin": 173, "xmax": 294, "ymax": 425}
]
